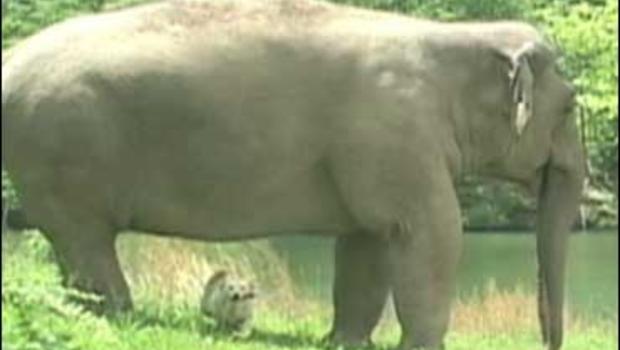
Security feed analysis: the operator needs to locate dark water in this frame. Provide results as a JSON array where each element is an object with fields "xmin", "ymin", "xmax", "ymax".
[{"xmin": 270, "ymin": 232, "xmax": 618, "ymax": 321}]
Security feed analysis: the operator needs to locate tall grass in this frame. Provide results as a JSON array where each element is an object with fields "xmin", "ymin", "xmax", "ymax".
[{"xmin": 116, "ymin": 233, "xmax": 317, "ymax": 316}]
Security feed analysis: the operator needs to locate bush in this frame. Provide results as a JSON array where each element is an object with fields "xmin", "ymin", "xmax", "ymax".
[
  {"xmin": 533, "ymin": 0, "xmax": 618, "ymax": 191},
  {"xmin": 2, "ymin": 233, "xmax": 120, "ymax": 350}
]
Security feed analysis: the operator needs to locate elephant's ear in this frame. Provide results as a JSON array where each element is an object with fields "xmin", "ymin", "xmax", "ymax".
[{"xmin": 509, "ymin": 42, "xmax": 537, "ymax": 136}]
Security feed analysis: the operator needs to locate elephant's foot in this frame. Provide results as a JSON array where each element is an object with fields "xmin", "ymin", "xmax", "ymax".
[
  {"xmin": 390, "ymin": 225, "xmax": 458, "ymax": 350},
  {"xmin": 321, "ymin": 329, "xmax": 372, "ymax": 348},
  {"xmin": 59, "ymin": 247, "xmax": 134, "ymax": 315},
  {"xmin": 66, "ymin": 284, "xmax": 133, "ymax": 316},
  {"xmin": 40, "ymin": 214, "xmax": 133, "ymax": 315},
  {"xmin": 398, "ymin": 343, "xmax": 445, "ymax": 350},
  {"xmin": 61, "ymin": 242, "xmax": 133, "ymax": 315}
]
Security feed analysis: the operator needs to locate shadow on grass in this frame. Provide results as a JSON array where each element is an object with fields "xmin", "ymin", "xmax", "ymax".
[
  {"xmin": 235, "ymin": 328, "xmax": 385, "ymax": 350},
  {"xmin": 206, "ymin": 327, "xmax": 386, "ymax": 350},
  {"xmin": 110, "ymin": 309, "xmax": 383, "ymax": 349},
  {"xmin": 110, "ymin": 307, "xmax": 202, "ymax": 333},
  {"xmin": 240, "ymin": 328, "xmax": 322, "ymax": 348}
]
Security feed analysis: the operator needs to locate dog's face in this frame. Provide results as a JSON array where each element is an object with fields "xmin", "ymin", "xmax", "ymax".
[
  {"xmin": 204, "ymin": 270, "xmax": 256, "ymax": 302},
  {"xmin": 222, "ymin": 278, "xmax": 256, "ymax": 302}
]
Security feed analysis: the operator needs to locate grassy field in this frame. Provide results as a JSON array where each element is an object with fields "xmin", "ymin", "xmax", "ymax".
[{"xmin": 2, "ymin": 231, "xmax": 617, "ymax": 350}]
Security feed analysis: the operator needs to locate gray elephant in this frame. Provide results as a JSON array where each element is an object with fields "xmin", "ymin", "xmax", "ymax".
[{"xmin": 1, "ymin": 0, "xmax": 585, "ymax": 349}]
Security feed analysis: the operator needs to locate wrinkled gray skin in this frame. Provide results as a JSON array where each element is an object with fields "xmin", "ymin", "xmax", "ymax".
[{"xmin": 1, "ymin": 1, "xmax": 585, "ymax": 349}]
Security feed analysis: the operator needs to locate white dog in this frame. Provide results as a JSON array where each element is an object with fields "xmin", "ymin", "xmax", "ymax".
[{"xmin": 200, "ymin": 270, "xmax": 256, "ymax": 336}]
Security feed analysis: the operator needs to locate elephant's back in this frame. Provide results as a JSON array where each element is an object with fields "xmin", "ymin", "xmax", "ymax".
[{"xmin": 1, "ymin": 0, "xmax": 442, "ymax": 177}]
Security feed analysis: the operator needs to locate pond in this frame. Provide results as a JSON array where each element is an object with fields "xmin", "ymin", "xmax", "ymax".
[{"xmin": 270, "ymin": 232, "xmax": 618, "ymax": 321}]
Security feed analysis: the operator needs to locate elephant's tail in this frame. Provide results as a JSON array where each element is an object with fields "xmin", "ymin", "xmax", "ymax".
[
  {"xmin": 1, "ymin": 63, "xmax": 8, "ymax": 235},
  {"xmin": 2, "ymin": 51, "xmax": 8, "ymax": 165},
  {"xmin": 1, "ymin": 52, "xmax": 13, "ymax": 167},
  {"xmin": 2, "ymin": 68, "xmax": 8, "ymax": 170}
]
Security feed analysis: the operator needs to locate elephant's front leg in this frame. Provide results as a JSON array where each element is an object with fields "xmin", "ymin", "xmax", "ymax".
[
  {"xmin": 327, "ymin": 233, "xmax": 391, "ymax": 346},
  {"xmin": 389, "ymin": 182, "xmax": 463, "ymax": 350}
]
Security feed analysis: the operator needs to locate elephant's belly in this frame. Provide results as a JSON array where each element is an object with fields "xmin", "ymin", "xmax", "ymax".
[{"xmin": 128, "ymin": 171, "xmax": 355, "ymax": 240}]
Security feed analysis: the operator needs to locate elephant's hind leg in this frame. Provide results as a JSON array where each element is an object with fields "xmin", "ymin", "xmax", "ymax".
[
  {"xmin": 52, "ymin": 230, "xmax": 131, "ymax": 314},
  {"xmin": 326, "ymin": 233, "xmax": 390, "ymax": 346},
  {"xmin": 46, "ymin": 223, "xmax": 131, "ymax": 314},
  {"xmin": 31, "ymin": 197, "xmax": 132, "ymax": 314}
]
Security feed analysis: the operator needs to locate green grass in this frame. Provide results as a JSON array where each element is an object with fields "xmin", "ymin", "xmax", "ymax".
[{"xmin": 2, "ymin": 231, "xmax": 617, "ymax": 350}]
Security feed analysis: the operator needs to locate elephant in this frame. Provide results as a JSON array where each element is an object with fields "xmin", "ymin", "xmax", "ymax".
[{"xmin": 1, "ymin": 0, "xmax": 585, "ymax": 349}]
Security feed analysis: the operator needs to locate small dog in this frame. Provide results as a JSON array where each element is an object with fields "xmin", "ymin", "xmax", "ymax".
[{"xmin": 200, "ymin": 270, "xmax": 256, "ymax": 336}]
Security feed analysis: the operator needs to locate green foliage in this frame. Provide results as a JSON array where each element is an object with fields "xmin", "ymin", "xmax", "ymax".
[
  {"xmin": 458, "ymin": 179, "xmax": 536, "ymax": 229},
  {"xmin": 1, "ymin": 0, "xmax": 108, "ymax": 49},
  {"xmin": 2, "ymin": 284, "xmax": 116, "ymax": 350},
  {"xmin": 2, "ymin": 233, "xmax": 119, "ymax": 350},
  {"xmin": 331, "ymin": 0, "xmax": 530, "ymax": 19},
  {"xmin": 2, "ymin": 170, "xmax": 19, "ymax": 209},
  {"xmin": 532, "ymin": 0, "xmax": 618, "ymax": 190},
  {"xmin": 527, "ymin": 0, "xmax": 618, "ymax": 227}
]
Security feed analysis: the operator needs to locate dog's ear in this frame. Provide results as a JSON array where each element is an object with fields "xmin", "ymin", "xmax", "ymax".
[
  {"xmin": 201, "ymin": 270, "xmax": 230, "ymax": 315},
  {"xmin": 205, "ymin": 270, "xmax": 228, "ymax": 292}
]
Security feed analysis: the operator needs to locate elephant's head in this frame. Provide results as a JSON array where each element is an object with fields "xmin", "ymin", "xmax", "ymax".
[{"xmin": 464, "ymin": 38, "xmax": 586, "ymax": 349}]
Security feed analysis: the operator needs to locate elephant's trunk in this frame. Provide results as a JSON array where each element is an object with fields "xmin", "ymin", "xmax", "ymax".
[{"xmin": 536, "ymin": 162, "xmax": 584, "ymax": 350}]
